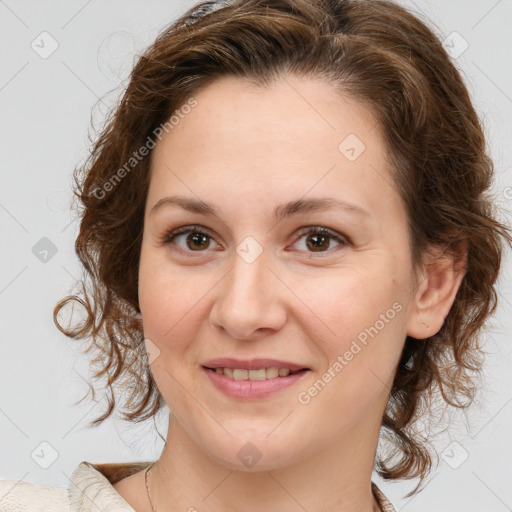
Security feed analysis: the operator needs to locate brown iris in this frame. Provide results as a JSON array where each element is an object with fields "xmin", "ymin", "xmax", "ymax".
[
  {"xmin": 306, "ymin": 233, "xmax": 330, "ymax": 252},
  {"xmin": 186, "ymin": 232, "xmax": 210, "ymax": 251}
]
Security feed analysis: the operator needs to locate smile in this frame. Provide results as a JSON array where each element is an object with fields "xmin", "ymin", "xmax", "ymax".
[{"xmin": 206, "ymin": 367, "xmax": 303, "ymax": 380}]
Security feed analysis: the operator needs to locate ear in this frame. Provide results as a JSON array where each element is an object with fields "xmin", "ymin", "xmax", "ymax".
[{"xmin": 406, "ymin": 241, "xmax": 467, "ymax": 339}]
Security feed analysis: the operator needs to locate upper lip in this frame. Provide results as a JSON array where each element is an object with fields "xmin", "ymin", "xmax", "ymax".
[{"xmin": 202, "ymin": 358, "xmax": 309, "ymax": 371}]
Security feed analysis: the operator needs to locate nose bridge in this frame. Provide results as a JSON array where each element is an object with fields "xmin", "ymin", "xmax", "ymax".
[
  {"xmin": 211, "ymin": 244, "xmax": 285, "ymax": 338},
  {"xmin": 224, "ymin": 246, "xmax": 271, "ymax": 312}
]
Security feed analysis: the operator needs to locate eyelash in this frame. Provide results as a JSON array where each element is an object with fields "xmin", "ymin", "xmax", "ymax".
[{"xmin": 160, "ymin": 224, "xmax": 350, "ymax": 257}]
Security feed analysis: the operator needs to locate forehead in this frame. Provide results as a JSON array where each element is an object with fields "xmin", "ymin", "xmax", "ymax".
[
  {"xmin": 148, "ymin": 74, "xmax": 400, "ymax": 223},
  {"xmin": 154, "ymin": 74, "xmax": 381, "ymax": 156}
]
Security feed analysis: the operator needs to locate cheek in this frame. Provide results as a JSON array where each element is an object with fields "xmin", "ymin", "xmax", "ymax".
[
  {"xmin": 138, "ymin": 259, "xmax": 209, "ymax": 405},
  {"xmin": 295, "ymin": 272, "xmax": 407, "ymax": 431},
  {"xmin": 138, "ymin": 249, "xmax": 206, "ymax": 351},
  {"xmin": 294, "ymin": 263, "xmax": 407, "ymax": 355}
]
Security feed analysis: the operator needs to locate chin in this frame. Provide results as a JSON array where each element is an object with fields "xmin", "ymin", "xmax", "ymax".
[{"xmin": 202, "ymin": 433, "xmax": 303, "ymax": 472}]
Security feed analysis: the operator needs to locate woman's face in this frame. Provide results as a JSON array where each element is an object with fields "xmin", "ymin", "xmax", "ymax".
[{"xmin": 138, "ymin": 74, "xmax": 420, "ymax": 470}]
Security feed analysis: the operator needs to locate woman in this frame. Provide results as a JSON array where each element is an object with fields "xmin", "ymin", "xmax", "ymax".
[{"xmin": 1, "ymin": 0, "xmax": 509, "ymax": 510}]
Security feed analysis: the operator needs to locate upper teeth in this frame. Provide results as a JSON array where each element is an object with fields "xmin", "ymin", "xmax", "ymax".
[{"xmin": 215, "ymin": 367, "xmax": 295, "ymax": 380}]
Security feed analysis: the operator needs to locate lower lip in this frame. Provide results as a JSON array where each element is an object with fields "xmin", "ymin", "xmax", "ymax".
[{"xmin": 202, "ymin": 367, "xmax": 310, "ymax": 400}]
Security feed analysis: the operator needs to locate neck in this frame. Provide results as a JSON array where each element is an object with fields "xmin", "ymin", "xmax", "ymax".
[{"xmin": 149, "ymin": 413, "xmax": 384, "ymax": 512}]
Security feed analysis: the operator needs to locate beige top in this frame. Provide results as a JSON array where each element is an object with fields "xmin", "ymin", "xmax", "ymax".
[{"xmin": 0, "ymin": 461, "xmax": 396, "ymax": 511}]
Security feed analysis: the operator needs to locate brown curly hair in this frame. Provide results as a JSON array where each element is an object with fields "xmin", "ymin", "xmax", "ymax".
[{"xmin": 54, "ymin": 0, "xmax": 511, "ymax": 496}]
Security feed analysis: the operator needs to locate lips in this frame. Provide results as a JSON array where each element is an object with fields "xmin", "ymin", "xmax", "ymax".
[
  {"xmin": 201, "ymin": 358, "xmax": 310, "ymax": 400},
  {"xmin": 202, "ymin": 357, "xmax": 309, "ymax": 372}
]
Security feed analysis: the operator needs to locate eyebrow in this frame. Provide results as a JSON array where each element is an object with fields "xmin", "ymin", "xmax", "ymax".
[{"xmin": 150, "ymin": 195, "xmax": 370, "ymax": 222}]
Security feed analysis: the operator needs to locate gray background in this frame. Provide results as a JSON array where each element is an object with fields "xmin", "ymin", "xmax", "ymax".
[{"xmin": 1, "ymin": 1, "xmax": 511, "ymax": 510}]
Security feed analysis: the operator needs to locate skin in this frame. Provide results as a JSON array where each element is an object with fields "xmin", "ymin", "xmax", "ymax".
[{"xmin": 113, "ymin": 74, "xmax": 465, "ymax": 511}]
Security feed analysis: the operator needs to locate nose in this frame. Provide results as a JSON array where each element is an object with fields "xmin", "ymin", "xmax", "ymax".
[{"xmin": 209, "ymin": 249, "xmax": 287, "ymax": 340}]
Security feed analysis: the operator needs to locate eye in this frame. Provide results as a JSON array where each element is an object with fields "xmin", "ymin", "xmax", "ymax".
[
  {"xmin": 161, "ymin": 225, "xmax": 219, "ymax": 255},
  {"xmin": 290, "ymin": 226, "xmax": 349, "ymax": 255},
  {"xmin": 160, "ymin": 224, "xmax": 350, "ymax": 257}
]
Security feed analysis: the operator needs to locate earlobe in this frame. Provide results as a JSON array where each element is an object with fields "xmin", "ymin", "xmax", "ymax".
[{"xmin": 406, "ymin": 242, "xmax": 467, "ymax": 339}]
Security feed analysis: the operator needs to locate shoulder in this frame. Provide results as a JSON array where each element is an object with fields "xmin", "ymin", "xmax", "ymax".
[
  {"xmin": 0, "ymin": 478, "xmax": 69, "ymax": 511},
  {"xmin": 0, "ymin": 461, "xmax": 152, "ymax": 512},
  {"xmin": 69, "ymin": 460, "xmax": 149, "ymax": 511}
]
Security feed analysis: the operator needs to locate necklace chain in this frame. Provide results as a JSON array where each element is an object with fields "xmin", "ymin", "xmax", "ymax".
[{"xmin": 145, "ymin": 461, "xmax": 158, "ymax": 512}]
